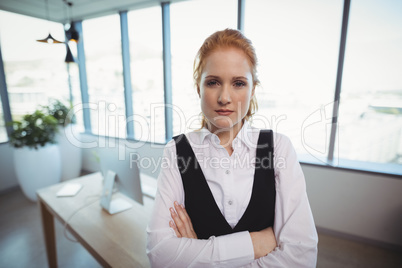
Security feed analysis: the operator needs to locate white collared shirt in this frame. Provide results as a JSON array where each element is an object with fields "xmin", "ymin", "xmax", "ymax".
[{"xmin": 146, "ymin": 122, "xmax": 318, "ymax": 267}]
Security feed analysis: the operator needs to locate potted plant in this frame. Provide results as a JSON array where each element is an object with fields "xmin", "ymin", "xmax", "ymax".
[
  {"xmin": 45, "ymin": 99, "xmax": 82, "ymax": 181},
  {"xmin": 8, "ymin": 109, "xmax": 61, "ymax": 202}
]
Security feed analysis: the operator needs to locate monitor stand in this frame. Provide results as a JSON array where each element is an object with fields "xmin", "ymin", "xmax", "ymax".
[{"xmin": 101, "ymin": 170, "xmax": 133, "ymax": 214}]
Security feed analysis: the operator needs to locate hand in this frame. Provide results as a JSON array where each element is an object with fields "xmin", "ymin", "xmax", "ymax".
[
  {"xmin": 169, "ymin": 201, "xmax": 197, "ymax": 239},
  {"xmin": 250, "ymin": 227, "xmax": 277, "ymax": 259}
]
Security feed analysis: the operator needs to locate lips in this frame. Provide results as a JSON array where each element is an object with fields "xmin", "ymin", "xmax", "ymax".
[{"xmin": 215, "ymin": 109, "xmax": 233, "ymax": 116}]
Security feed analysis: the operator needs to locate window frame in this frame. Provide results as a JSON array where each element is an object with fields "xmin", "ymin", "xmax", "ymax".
[{"xmin": 0, "ymin": 43, "xmax": 13, "ymax": 142}]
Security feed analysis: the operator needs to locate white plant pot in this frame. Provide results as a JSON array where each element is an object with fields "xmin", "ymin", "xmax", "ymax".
[
  {"xmin": 13, "ymin": 144, "xmax": 61, "ymax": 202},
  {"xmin": 57, "ymin": 124, "xmax": 82, "ymax": 181}
]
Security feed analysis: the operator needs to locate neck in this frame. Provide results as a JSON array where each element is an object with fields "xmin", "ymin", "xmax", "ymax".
[{"xmin": 208, "ymin": 120, "xmax": 244, "ymax": 149}]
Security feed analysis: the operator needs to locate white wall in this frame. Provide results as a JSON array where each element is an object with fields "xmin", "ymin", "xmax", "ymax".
[
  {"xmin": 302, "ymin": 164, "xmax": 402, "ymax": 248},
  {"xmin": 1, "ymin": 136, "xmax": 401, "ymax": 249}
]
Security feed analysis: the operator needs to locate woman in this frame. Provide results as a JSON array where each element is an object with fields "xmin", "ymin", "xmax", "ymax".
[{"xmin": 146, "ymin": 29, "xmax": 318, "ymax": 267}]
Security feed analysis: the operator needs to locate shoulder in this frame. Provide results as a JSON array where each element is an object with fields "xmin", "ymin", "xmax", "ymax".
[
  {"xmin": 271, "ymin": 132, "xmax": 301, "ymax": 172},
  {"xmin": 165, "ymin": 130, "xmax": 205, "ymax": 152},
  {"xmin": 254, "ymin": 128, "xmax": 293, "ymax": 148},
  {"xmin": 161, "ymin": 138, "xmax": 177, "ymax": 160},
  {"xmin": 165, "ymin": 138, "xmax": 176, "ymax": 148},
  {"xmin": 265, "ymin": 131, "xmax": 298, "ymax": 162},
  {"xmin": 273, "ymin": 131, "xmax": 293, "ymax": 148},
  {"xmin": 273, "ymin": 131, "xmax": 296, "ymax": 154}
]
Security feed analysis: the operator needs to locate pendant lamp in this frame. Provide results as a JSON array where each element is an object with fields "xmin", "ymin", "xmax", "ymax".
[
  {"xmin": 64, "ymin": 1, "xmax": 80, "ymax": 43},
  {"xmin": 65, "ymin": 44, "xmax": 75, "ymax": 63},
  {"xmin": 36, "ymin": 0, "xmax": 63, "ymax": 44},
  {"xmin": 37, "ymin": 33, "xmax": 64, "ymax": 44},
  {"xmin": 65, "ymin": 22, "xmax": 80, "ymax": 43}
]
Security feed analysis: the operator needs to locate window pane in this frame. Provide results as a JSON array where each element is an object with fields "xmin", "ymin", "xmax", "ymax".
[
  {"xmin": 245, "ymin": 0, "xmax": 343, "ymax": 162},
  {"xmin": 170, "ymin": 0, "xmax": 237, "ymax": 135},
  {"xmin": 0, "ymin": 11, "xmax": 70, "ymax": 121},
  {"xmin": 128, "ymin": 7, "xmax": 165, "ymax": 143},
  {"xmin": 337, "ymin": 0, "xmax": 402, "ymax": 164},
  {"xmin": 83, "ymin": 15, "xmax": 125, "ymax": 138}
]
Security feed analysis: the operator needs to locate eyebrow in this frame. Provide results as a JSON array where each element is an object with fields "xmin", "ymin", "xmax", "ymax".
[
  {"xmin": 232, "ymin": 76, "xmax": 249, "ymax": 81},
  {"xmin": 204, "ymin": 75, "xmax": 219, "ymax": 79},
  {"xmin": 204, "ymin": 75, "xmax": 249, "ymax": 81}
]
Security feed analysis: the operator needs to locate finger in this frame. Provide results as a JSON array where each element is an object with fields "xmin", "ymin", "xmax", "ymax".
[
  {"xmin": 170, "ymin": 207, "xmax": 188, "ymax": 237},
  {"xmin": 174, "ymin": 202, "xmax": 192, "ymax": 234},
  {"xmin": 180, "ymin": 204, "xmax": 196, "ymax": 234},
  {"xmin": 174, "ymin": 202, "xmax": 192, "ymax": 224},
  {"xmin": 175, "ymin": 203, "xmax": 197, "ymax": 239},
  {"xmin": 169, "ymin": 220, "xmax": 182, "ymax": 238}
]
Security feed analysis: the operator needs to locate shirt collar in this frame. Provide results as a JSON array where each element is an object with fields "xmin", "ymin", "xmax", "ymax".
[
  {"xmin": 198, "ymin": 127, "xmax": 213, "ymax": 144},
  {"xmin": 199, "ymin": 121, "xmax": 256, "ymax": 148}
]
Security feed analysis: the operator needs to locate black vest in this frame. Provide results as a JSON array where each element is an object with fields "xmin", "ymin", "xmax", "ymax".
[{"xmin": 173, "ymin": 130, "xmax": 276, "ymax": 239}]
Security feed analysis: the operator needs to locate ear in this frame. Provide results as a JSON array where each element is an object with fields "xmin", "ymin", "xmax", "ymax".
[
  {"xmin": 251, "ymin": 84, "xmax": 256, "ymax": 97},
  {"xmin": 197, "ymin": 85, "xmax": 201, "ymax": 97}
]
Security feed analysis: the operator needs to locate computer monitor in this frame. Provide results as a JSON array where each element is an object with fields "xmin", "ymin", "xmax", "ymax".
[{"xmin": 98, "ymin": 144, "xmax": 144, "ymax": 214}]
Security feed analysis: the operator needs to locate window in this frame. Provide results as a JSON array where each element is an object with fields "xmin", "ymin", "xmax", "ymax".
[
  {"xmin": 337, "ymin": 0, "xmax": 402, "ymax": 165},
  {"xmin": 1, "ymin": 0, "xmax": 399, "ymax": 175},
  {"xmin": 83, "ymin": 15, "xmax": 126, "ymax": 138},
  {"xmin": 0, "ymin": 11, "xmax": 69, "ymax": 121},
  {"xmin": 245, "ymin": 0, "xmax": 343, "ymax": 162},
  {"xmin": 170, "ymin": 0, "xmax": 237, "ymax": 135},
  {"xmin": 128, "ymin": 7, "xmax": 165, "ymax": 143}
]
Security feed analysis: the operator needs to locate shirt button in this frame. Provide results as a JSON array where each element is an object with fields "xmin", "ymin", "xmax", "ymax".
[
  {"xmin": 228, "ymin": 200, "xmax": 233, "ymax": 205},
  {"xmin": 225, "ymin": 170, "xmax": 230, "ymax": 175}
]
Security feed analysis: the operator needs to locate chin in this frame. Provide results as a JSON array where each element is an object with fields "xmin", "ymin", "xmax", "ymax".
[{"xmin": 210, "ymin": 119, "xmax": 238, "ymax": 132}]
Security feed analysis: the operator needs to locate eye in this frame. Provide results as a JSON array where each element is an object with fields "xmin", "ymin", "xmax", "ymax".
[
  {"xmin": 206, "ymin": 79, "xmax": 220, "ymax": 87},
  {"xmin": 233, "ymin": 80, "xmax": 246, "ymax": 88}
]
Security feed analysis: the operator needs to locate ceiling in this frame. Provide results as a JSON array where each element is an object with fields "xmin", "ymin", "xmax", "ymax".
[{"xmin": 0, "ymin": 0, "xmax": 186, "ymax": 24}]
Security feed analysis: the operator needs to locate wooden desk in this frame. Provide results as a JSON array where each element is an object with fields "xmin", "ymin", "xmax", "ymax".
[{"xmin": 37, "ymin": 172, "xmax": 151, "ymax": 268}]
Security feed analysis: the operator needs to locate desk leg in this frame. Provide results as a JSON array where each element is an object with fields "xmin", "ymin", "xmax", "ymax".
[{"xmin": 39, "ymin": 201, "xmax": 58, "ymax": 268}]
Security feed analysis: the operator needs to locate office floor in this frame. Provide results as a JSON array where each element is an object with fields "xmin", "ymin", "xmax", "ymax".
[{"xmin": 0, "ymin": 186, "xmax": 401, "ymax": 268}]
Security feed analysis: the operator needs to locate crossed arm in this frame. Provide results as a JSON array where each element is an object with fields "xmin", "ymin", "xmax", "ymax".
[
  {"xmin": 169, "ymin": 201, "xmax": 277, "ymax": 260},
  {"xmin": 147, "ymin": 136, "xmax": 318, "ymax": 267}
]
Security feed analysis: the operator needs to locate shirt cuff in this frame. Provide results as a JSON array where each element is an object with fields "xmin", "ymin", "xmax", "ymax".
[{"xmin": 216, "ymin": 231, "xmax": 254, "ymax": 264}]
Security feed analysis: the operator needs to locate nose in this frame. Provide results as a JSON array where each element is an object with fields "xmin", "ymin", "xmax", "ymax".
[{"xmin": 218, "ymin": 86, "xmax": 231, "ymax": 105}]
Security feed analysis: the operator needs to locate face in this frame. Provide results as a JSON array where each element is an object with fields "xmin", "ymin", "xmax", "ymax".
[{"xmin": 199, "ymin": 47, "xmax": 255, "ymax": 134}]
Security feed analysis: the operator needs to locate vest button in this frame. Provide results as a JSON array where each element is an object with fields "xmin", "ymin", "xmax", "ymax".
[
  {"xmin": 228, "ymin": 200, "xmax": 233, "ymax": 205},
  {"xmin": 225, "ymin": 170, "xmax": 230, "ymax": 174}
]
